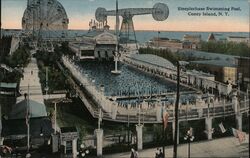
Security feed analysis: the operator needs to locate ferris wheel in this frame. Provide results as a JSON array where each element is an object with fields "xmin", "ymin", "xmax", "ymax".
[{"xmin": 22, "ymin": 0, "xmax": 69, "ymax": 39}]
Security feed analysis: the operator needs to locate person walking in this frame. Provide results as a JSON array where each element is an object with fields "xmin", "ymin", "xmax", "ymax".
[
  {"xmin": 155, "ymin": 148, "xmax": 160, "ymax": 158},
  {"xmin": 158, "ymin": 149, "xmax": 164, "ymax": 158},
  {"xmin": 130, "ymin": 148, "xmax": 135, "ymax": 158}
]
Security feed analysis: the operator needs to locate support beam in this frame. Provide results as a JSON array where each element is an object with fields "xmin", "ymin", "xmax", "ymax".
[
  {"xmin": 156, "ymin": 104, "xmax": 162, "ymax": 122},
  {"xmin": 232, "ymin": 92, "xmax": 238, "ymax": 114},
  {"xmin": 95, "ymin": 129, "xmax": 103, "ymax": 157},
  {"xmin": 63, "ymin": 141, "xmax": 67, "ymax": 154},
  {"xmin": 172, "ymin": 121, "xmax": 179, "ymax": 144},
  {"xmin": 136, "ymin": 124, "xmax": 143, "ymax": 150},
  {"xmin": 72, "ymin": 139, "xmax": 78, "ymax": 158},
  {"xmin": 205, "ymin": 117, "xmax": 213, "ymax": 140},
  {"xmin": 51, "ymin": 133, "xmax": 59, "ymax": 153},
  {"xmin": 236, "ymin": 114, "xmax": 242, "ymax": 131}
]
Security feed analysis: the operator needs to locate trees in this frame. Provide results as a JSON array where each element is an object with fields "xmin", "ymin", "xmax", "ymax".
[
  {"xmin": 0, "ymin": 44, "xmax": 29, "ymax": 83},
  {"xmin": 6, "ymin": 47, "xmax": 30, "ymax": 68},
  {"xmin": 200, "ymin": 41, "xmax": 250, "ymax": 57}
]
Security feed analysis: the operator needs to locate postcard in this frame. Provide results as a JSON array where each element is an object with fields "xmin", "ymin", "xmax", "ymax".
[{"xmin": 0, "ymin": 0, "xmax": 249, "ymax": 157}]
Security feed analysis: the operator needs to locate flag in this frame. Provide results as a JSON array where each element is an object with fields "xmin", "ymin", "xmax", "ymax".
[
  {"xmin": 232, "ymin": 128, "xmax": 246, "ymax": 143},
  {"xmin": 219, "ymin": 122, "xmax": 226, "ymax": 133},
  {"xmin": 162, "ymin": 110, "xmax": 169, "ymax": 130}
]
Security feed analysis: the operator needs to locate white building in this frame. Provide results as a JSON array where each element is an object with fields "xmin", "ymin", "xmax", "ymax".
[{"xmin": 69, "ymin": 26, "xmax": 117, "ymax": 60}]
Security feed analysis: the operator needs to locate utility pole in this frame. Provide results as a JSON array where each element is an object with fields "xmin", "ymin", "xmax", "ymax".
[
  {"xmin": 127, "ymin": 86, "xmax": 130, "ymax": 145},
  {"xmin": 162, "ymin": 104, "xmax": 165, "ymax": 158},
  {"xmin": 0, "ymin": 0, "xmax": 2, "ymax": 39},
  {"xmin": 173, "ymin": 62, "xmax": 180, "ymax": 158},
  {"xmin": 26, "ymin": 86, "xmax": 31, "ymax": 158},
  {"xmin": 0, "ymin": 103, "xmax": 2, "ymax": 145},
  {"xmin": 111, "ymin": 0, "xmax": 121, "ymax": 74},
  {"xmin": 54, "ymin": 102, "xmax": 57, "ymax": 134}
]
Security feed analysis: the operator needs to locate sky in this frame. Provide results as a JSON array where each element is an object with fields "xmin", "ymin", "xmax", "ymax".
[{"xmin": 1, "ymin": 0, "xmax": 249, "ymax": 32}]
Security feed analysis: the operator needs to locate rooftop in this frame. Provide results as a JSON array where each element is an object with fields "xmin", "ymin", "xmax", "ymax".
[
  {"xmin": 0, "ymin": 82, "xmax": 17, "ymax": 89},
  {"xmin": 9, "ymin": 99, "xmax": 47, "ymax": 120},
  {"xmin": 178, "ymin": 50, "xmax": 237, "ymax": 62},
  {"xmin": 191, "ymin": 60, "xmax": 237, "ymax": 67},
  {"xmin": 129, "ymin": 54, "xmax": 175, "ymax": 69},
  {"xmin": 228, "ymin": 36, "xmax": 248, "ymax": 39}
]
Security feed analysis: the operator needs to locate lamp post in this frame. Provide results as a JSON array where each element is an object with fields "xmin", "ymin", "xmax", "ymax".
[
  {"xmin": 78, "ymin": 144, "xmax": 90, "ymax": 157},
  {"xmin": 184, "ymin": 128, "xmax": 194, "ymax": 158},
  {"xmin": 173, "ymin": 61, "xmax": 189, "ymax": 158},
  {"xmin": 52, "ymin": 98, "xmax": 72, "ymax": 134}
]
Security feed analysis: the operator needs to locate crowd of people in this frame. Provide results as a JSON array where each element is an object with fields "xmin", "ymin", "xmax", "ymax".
[{"xmin": 155, "ymin": 148, "xmax": 164, "ymax": 158}]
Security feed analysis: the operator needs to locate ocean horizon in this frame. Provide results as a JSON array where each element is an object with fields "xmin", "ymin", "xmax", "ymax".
[{"xmin": 2, "ymin": 29, "xmax": 249, "ymax": 44}]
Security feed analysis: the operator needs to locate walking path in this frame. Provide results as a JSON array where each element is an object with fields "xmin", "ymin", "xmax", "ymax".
[
  {"xmin": 105, "ymin": 135, "xmax": 249, "ymax": 158},
  {"xmin": 16, "ymin": 56, "xmax": 44, "ymax": 104},
  {"xmin": 13, "ymin": 54, "xmax": 47, "ymax": 118}
]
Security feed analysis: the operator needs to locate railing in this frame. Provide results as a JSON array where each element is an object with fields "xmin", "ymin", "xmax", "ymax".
[{"xmin": 61, "ymin": 57, "xmax": 118, "ymax": 118}]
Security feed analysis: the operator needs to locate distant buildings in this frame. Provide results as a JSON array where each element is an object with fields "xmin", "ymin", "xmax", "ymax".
[
  {"xmin": 147, "ymin": 34, "xmax": 202, "ymax": 51},
  {"xmin": 148, "ymin": 37, "xmax": 183, "ymax": 51},
  {"xmin": 182, "ymin": 34, "xmax": 202, "ymax": 49},
  {"xmin": 183, "ymin": 34, "xmax": 202, "ymax": 44},
  {"xmin": 227, "ymin": 36, "xmax": 250, "ymax": 44},
  {"xmin": 191, "ymin": 60, "xmax": 237, "ymax": 85},
  {"xmin": 207, "ymin": 33, "xmax": 216, "ymax": 42}
]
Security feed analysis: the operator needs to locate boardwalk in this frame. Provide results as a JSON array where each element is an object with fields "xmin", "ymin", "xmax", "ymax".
[{"xmin": 105, "ymin": 135, "xmax": 249, "ymax": 158}]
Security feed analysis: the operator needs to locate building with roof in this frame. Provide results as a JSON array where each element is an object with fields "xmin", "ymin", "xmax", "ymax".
[
  {"xmin": 128, "ymin": 54, "xmax": 175, "ymax": 70},
  {"xmin": 191, "ymin": 60, "xmax": 237, "ymax": 84},
  {"xmin": 69, "ymin": 26, "xmax": 117, "ymax": 60},
  {"xmin": 236, "ymin": 57, "xmax": 250, "ymax": 91},
  {"xmin": 148, "ymin": 37, "xmax": 183, "ymax": 51},
  {"xmin": 182, "ymin": 34, "xmax": 202, "ymax": 49},
  {"xmin": 227, "ymin": 36, "xmax": 250, "ymax": 44},
  {"xmin": 1, "ymin": 98, "xmax": 51, "ymax": 151},
  {"xmin": 207, "ymin": 33, "xmax": 216, "ymax": 42},
  {"xmin": 0, "ymin": 82, "xmax": 17, "ymax": 96}
]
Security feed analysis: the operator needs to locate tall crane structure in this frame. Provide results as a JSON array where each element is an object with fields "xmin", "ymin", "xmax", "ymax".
[{"xmin": 95, "ymin": 3, "xmax": 169, "ymax": 45}]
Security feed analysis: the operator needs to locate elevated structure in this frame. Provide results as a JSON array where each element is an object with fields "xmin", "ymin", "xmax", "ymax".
[{"xmin": 95, "ymin": 3, "xmax": 169, "ymax": 45}]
